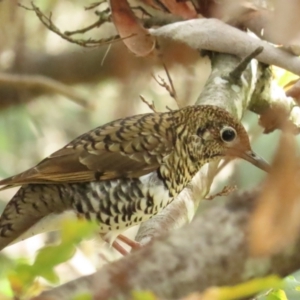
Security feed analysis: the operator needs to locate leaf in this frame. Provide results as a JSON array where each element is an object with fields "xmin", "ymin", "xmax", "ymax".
[
  {"xmin": 110, "ymin": 0, "xmax": 156, "ymax": 56},
  {"xmin": 0, "ymin": 277, "xmax": 13, "ymax": 298},
  {"xmin": 34, "ymin": 244, "xmax": 75, "ymax": 270},
  {"xmin": 258, "ymin": 103, "xmax": 291, "ymax": 134},
  {"xmin": 266, "ymin": 289, "xmax": 288, "ymax": 300},
  {"xmin": 7, "ymin": 218, "xmax": 98, "ymax": 297},
  {"xmin": 72, "ymin": 292, "xmax": 93, "ymax": 300},
  {"xmin": 132, "ymin": 290, "xmax": 157, "ymax": 300},
  {"xmin": 248, "ymin": 130, "xmax": 300, "ymax": 256},
  {"xmin": 285, "ymin": 79, "xmax": 300, "ymax": 105},
  {"xmin": 9, "ymin": 263, "xmax": 36, "ymax": 292},
  {"xmin": 37, "ymin": 269, "xmax": 59, "ymax": 284},
  {"xmin": 145, "ymin": 0, "xmax": 197, "ymax": 19},
  {"xmin": 199, "ymin": 276, "xmax": 283, "ymax": 300},
  {"xmin": 276, "ymin": 70, "xmax": 298, "ymax": 88},
  {"xmin": 60, "ymin": 218, "xmax": 98, "ymax": 244}
]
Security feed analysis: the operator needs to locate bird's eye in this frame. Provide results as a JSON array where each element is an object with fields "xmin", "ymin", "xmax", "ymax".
[{"xmin": 220, "ymin": 126, "xmax": 237, "ymax": 142}]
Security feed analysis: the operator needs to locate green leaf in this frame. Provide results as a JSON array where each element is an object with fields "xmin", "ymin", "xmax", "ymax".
[
  {"xmin": 10, "ymin": 263, "xmax": 36, "ymax": 289},
  {"xmin": 72, "ymin": 292, "xmax": 93, "ymax": 300},
  {"xmin": 276, "ymin": 69, "xmax": 298, "ymax": 88},
  {"xmin": 0, "ymin": 277, "xmax": 13, "ymax": 298},
  {"xmin": 38, "ymin": 268, "xmax": 59, "ymax": 284},
  {"xmin": 266, "ymin": 289, "xmax": 288, "ymax": 300},
  {"xmin": 132, "ymin": 290, "xmax": 157, "ymax": 300},
  {"xmin": 202, "ymin": 276, "xmax": 283, "ymax": 300},
  {"xmin": 34, "ymin": 244, "xmax": 75, "ymax": 269},
  {"xmin": 61, "ymin": 219, "xmax": 98, "ymax": 244},
  {"xmin": 6, "ymin": 218, "xmax": 99, "ymax": 297}
]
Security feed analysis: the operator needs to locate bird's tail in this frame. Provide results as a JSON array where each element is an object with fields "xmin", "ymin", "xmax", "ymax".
[{"xmin": 0, "ymin": 184, "xmax": 72, "ymax": 251}]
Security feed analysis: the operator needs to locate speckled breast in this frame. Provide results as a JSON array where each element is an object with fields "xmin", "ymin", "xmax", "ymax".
[{"xmin": 71, "ymin": 172, "xmax": 172, "ymax": 233}]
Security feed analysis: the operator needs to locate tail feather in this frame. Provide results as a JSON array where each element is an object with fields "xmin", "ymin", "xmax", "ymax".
[
  {"xmin": 0, "ymin": 184, "xmax": 72, "ymax": 251},
  {"xmin": 0, "ymin": 168, "xmax": 42, "ymax": 191}
]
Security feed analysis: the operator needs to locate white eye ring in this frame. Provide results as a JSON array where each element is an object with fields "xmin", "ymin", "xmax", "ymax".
[{"xmin": 220, "ymin": 126, "xmax": 237, "ymax": 143}]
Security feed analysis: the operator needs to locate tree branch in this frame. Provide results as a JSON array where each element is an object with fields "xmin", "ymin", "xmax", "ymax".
[
  {"xmin": 150, "ymin": 18, "xmax": 300, "ymax": 76},
  {"xmin": 33, "ymin": 189, "xmax": 300, "ymax": 300},
  {"xmin": 0, "ymin": 73, "xmax": 92, "ymax": 109}
]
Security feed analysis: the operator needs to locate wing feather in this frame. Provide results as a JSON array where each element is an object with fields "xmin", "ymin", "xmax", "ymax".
[{"xmin": 0, "ymin": 112, "xmax": 175, "ymax": 189}]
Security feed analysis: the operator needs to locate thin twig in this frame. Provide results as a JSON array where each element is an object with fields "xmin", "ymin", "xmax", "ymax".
[
  {"xmin": 131, "ymin": 6, "xmax": 153, "ymax": 18},
  {"xmin": 65, "ymin": 10, "xmax": 110, "ymax": 36},
  {"xmin": 152, "ymin": 72, "xmax": 180, "ymax": 108},
  {"xmin": 166, "ymin": 106, "xmax": 174, "ymax": 111},
  {"xmin": 163, "ymin": 62, "xmax": 178, "ymax": 103},
  {"xmin": 140, "ymin": 95, "xmax": 157, "ymax": 113},
  {"xmin": 85, "ymin": 1, "xmax": 106, "ymax": 11},
  {"xmin": 229, "ymin": 46, "xmax": 264, "ymax": 81},
  {"xmin": 205, "ymin": 185, "xmax": 237, "ymax": 200},
  {"xmin": 19, "ymin": 2, "xmax": 130, "ymax": 48}
]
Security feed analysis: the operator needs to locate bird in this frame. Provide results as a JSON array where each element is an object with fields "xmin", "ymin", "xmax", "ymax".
[{"xmin": 0, "ymin": 105, "xmax": 269, "ymax": 251}]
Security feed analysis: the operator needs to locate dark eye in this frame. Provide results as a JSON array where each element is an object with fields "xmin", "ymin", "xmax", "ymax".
[{"xmin": 220, "ymin": 126, "xmax": 237, "ymax": 142}]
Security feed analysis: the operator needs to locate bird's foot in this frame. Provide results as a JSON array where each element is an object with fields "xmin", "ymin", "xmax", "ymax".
[
  {"xmin": 117, "ymin": 234, "xmax": 141, "ymax": 252},
  {"xmin": 102, "ymin": 233, "xmax": 141, "ymax": 255},
  {"xmin": 112, "ymin": 235, "xmax": 141, "ymax": 255},
  {"xmin": 111, "ymin": 239, "xmax": 130, "ymax": 256}
]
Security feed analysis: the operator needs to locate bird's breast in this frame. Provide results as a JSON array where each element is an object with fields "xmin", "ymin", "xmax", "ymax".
[{"xmin": 71, "ymin": 171, "xmax": 172, "ymax": 235}]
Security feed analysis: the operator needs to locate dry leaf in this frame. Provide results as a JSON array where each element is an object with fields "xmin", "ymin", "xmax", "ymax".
[
  {"xmin": 286, "ymin": 79, "xmax": 300, "ymax": 105},
  {"xmin": 266, "ymin": 0, "xmax": 300, "ymax": 48},
  {"xmin": 110, "ymin": 0, "xmax": 156, "ymax": 57},
  {"xmin": 141, "ymin": 0, "xmax": 198, "ymax": 19},
  {"xmin": 248, "ymin": 129, "xmax": 300, "ymax": 256},
  {"xmin": 258, "ymin": 104, "xmax": 292, "ymax": 134}
]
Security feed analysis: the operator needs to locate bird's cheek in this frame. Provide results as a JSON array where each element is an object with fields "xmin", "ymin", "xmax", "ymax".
[{"xmin": 187, "ymin": 142, "xmax": 203, "ymax": 163}]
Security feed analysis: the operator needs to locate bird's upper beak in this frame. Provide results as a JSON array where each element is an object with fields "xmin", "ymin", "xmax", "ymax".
[
  {"xmin": 239, "ymin": 150, "xmax": 270, "ymax": 172},
  {"xmin": 226, "ymin": 148, "xmax": 270, "ymax": 172}
]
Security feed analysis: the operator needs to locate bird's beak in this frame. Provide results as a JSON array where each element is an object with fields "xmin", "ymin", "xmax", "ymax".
[
  {"xmin": 226, "ymin": 148, "xmax": 270, "ymax": 172},
  {"xmin": 240, "ymin": 150, "xmax": 270, "ymax": 172}
]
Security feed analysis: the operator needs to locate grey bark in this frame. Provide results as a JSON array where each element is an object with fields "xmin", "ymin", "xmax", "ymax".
[{"xmin": 33, "ymin": 190, "xmax": 300, "ymax": 300}]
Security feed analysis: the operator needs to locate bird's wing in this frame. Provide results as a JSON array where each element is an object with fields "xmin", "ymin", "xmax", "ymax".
[{"xmin": 0, "ymin": 113, "xmax": 175, "ymax": 189}]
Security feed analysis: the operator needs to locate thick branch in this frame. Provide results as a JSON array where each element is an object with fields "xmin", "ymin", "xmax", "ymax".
[
  {"xmin": 0, "ymin": 73, "xmax": 91, "ymax": 108},
  {"xmin": 0, "ymin": 41, "xmax": 198, "ymax": 110},
  {"xmin": 150, "ymin": 18, "xmax": 300, "ymax": 76},
  {"xmin": 33, "ymin": 189, "xmax": 300, "ymax": 300}
]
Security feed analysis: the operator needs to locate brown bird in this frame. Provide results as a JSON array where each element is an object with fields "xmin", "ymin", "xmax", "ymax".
[{"xmin": 0, "ymin": 105, "xmax": 269, "ymax": 251}]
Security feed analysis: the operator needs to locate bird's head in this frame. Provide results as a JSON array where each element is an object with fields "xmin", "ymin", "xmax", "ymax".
[{"xmin": 183, "ymin": 105, "xmax": 269, "ymax": 172}]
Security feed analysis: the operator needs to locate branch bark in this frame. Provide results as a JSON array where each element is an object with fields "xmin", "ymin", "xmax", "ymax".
[
  {"xmin": 33, "ymin": 189, "xmax": 300, "ymax": 300},
  {"xmin": 0, "ymin": 73, "xmax": 91, "ymax": 109},
  {"xmin": 150, "ymin": 18, "xmax": 300, "ymax": 76},
  {"xmin": 0, "ymin": 40, "xmax": 200, "ymax": 110}
]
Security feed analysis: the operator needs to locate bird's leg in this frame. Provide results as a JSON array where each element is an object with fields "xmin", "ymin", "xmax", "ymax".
[
  {"xmin": 101, "ymin": 233, "xmax": 141, "ymax": 255},
  {"xmin": 111, "ymin": 239, "xmax": 130, "ymax": 256},
  {"xmin": 117, "ymin": 234, "xmax": 141, "ymax": 251}
]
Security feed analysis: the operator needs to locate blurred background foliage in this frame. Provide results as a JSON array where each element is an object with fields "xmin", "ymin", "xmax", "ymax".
[{"xmin": 0, "ymin": 0, "xmax": 300, "ymax": 299}]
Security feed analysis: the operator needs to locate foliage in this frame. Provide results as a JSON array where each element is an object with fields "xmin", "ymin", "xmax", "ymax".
[{"xmin": 0, "ymin": 219, "xmax": 97, "ymax": 299}]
